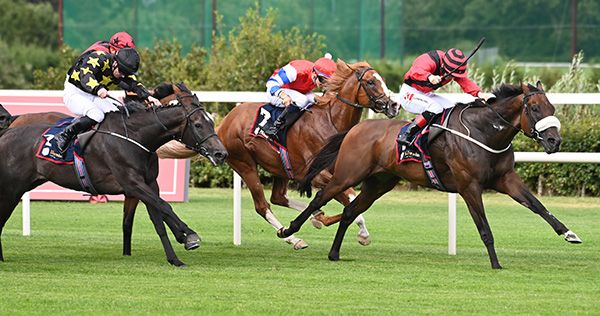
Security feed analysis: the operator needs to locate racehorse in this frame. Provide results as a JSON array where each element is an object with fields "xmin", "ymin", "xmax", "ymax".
[
  {"xmin": 156, "ymin": 60, "xmax": 399, "ymax": 249},
  {"xmin": 278, "ymin": 82, "xmax": 582, "ymax": 269},
  {"xmin": 0, "ymin": 84, "xmax": 228, "ymax": 267},
  {"xmin": 0, "ymin": 83, "xmax": 210, "ymax": 257}
]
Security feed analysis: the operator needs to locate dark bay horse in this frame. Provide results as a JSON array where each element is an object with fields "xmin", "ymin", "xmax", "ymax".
[
  {"xmin": 0, "ymin": 83, "xmax": 212, "ymax": 257},
  {"xmin": 157, "ymin": 60, "xmax": 399, "ymax": 249},
  {"xmin": 0, "ymin": 85, "xmax": 227, "ymax": 267},
  {"xmin": 279, "ymin": 82, "xmax": 582, "ymax": 269}
]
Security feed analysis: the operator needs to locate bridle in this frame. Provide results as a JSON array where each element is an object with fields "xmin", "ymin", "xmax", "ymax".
[
  {"xmin": 484, "ymin": 90, "xmax": 560, "ymax": 141},
  {"xmin": 335, "ymin": 67, "xmax": 394, "ymax": 115},
  {"xmin": 175, "ymin": 93, "xmax": 219, "ymax": 155},
  {"xmin": 522, "ymin": 90, "xmax": 561, "ymax": 141},
  {"xmin": 154, "ymin": 92, "xmax": 219, "ymax": 155}
]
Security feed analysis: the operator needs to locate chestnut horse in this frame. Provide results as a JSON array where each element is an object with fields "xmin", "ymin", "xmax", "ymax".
[
  {"xmin": 222, "ymin": 60, "xmax": 400, "ymax": 248},
  {"xmin": 0, "ymin": 83, "xmax": 220, "ymax": 258},
  {"xmin": 279, "ymin": 82, "xmax": 582, "ymax": 269},
  {"xmin": 0, "ymin": 86, "xmax": 227, "ymax": 267},
  {"xmin": 158, "ymin": 60, "xmax": 399, "ymax": 249}
]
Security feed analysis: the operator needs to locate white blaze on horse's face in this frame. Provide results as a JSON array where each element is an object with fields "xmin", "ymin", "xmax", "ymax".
[{"xmin": 373, "ymin": 73, "xmax": 392, "ymax": 97}]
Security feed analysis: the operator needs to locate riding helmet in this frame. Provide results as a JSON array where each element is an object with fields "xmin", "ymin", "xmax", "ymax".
[
  {"xmin": 442, "ymin": 48, "xmax": 468, "ymax": 78},
  {"xmin": 110, "ymin": 31, "xmax": 136, "ymax": 49},
  {"xmin": 115, "ymin": 48, "xmax": 140, "ymax": 76},
  {"xmin": 314, "ymin": 54, "xmax": 336, "ymax": 78}
]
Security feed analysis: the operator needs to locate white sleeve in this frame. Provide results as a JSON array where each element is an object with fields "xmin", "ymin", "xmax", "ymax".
[{"xmin": 266, "ymin": 64, "xmax": 298, "ymax": 96}]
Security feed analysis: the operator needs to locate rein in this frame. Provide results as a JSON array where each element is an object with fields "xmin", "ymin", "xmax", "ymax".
[{"xmin": 436, "ymin": 88, "xmax": 559, "ymax": 154}]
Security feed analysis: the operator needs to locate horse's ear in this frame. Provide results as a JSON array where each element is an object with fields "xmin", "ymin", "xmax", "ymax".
[
  {"xmin": 536, "ymin": 80, "xmax": 544, "ymax": 91},
  {"xmin": 521, "ymin": 82, "xmax": 530, "ymax": 94}
]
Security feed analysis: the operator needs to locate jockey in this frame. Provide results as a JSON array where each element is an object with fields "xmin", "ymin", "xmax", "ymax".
[
  {"xmin": 81, "ymin": 31, "xmax": 136, "ymax": 56},
  {"xmin": 396, "ymin": 48, "xmax": 492, "ymax": 147},
  {"xmin": 263, "ymin": 54, "xmax": 337, "ymax": 137},
  {"xmin": 56, "ymin": 47, "xmax": 160, "ymax": 154}
]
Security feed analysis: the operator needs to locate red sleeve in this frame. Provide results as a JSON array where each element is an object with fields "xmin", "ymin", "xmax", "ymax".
[
  {"xmin": 454, "ymin": 77, "xmax": 481, "ymax": 97},
  {"xmin": 405, "ymin": 53, "xmax": 437, "ymax": 82}
]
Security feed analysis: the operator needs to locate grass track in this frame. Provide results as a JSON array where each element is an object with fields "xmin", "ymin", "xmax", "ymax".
[{"xmin": 0, "ymin": 188, "xmax": 598, "ymax": 315}]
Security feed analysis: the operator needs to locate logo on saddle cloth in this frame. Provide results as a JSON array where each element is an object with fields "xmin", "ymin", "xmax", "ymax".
[
  {"xmin": 396, "ymin": 109, "xmax": 455, "ymax": 191},
  {"xmin": 36, "ymin": 118, "xmax": 98, "ymax": 194},
  {"xmin": 250, "ymin": 103, "xmax": 299, "ymax": 179}
]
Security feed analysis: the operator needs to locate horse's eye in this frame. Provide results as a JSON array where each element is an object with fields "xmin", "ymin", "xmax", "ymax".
[
  {"xmin": 531, "ymin": 105, "xmax": 539, "ymax": 112},
  {"xmin": 367, "ymin": 79, "xmax": 375, "ymax": 85}
]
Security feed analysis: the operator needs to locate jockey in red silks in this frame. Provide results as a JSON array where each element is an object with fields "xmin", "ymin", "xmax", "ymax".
[
  {"xmin": 81, "ymin": 31, "xmax": 136, "ymax": 56},
  {"xmin": 263, "ymin": 53, "xmax": 337, "ymax": 137},
  {"xmin": 396, "ymin": 48, "xmax": 493, "ymax": 147}
]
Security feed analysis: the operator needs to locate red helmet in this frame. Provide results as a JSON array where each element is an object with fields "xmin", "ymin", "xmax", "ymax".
[
  {"xmin": 442, "ymin": 48, "xmax": 468, "ymax": 78},
  {"xmin": 110, "ymin": 32, "xmax": 136, "ymax": 49},
  {"xmin": 314, "ymin": 55, "xmax": 336, "ymax": 79}
]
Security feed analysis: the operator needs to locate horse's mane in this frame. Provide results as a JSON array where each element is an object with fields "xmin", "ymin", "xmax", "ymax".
[
  {"xmin": 116, "ymin": 82, "xmax": 194, "ymax": 115},
  {"xmin": 316, "ymin": 60, "xmax": 371, "ymax": 106},
  {"xmin": 489, "ymin": 83, "xmax": 539, "ymax": 104}
]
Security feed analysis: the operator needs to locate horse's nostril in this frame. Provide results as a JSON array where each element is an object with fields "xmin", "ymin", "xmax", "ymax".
[{"xmin": 215, "ymin": 152, "xmax": 228, "ymax": 160}]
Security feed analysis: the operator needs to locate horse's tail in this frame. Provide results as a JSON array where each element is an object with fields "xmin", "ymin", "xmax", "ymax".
[{"xmin": 299, "ymin": 132, "xmax": 348, "ymax": 198}]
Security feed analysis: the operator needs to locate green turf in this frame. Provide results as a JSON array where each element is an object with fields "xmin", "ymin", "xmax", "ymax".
[{"xmin": 0, "ymin": 188, "xmax": 598, "ymax": 315}]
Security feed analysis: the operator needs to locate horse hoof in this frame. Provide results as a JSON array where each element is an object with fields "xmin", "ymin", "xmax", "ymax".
[
  {"xmin": 564, "ymin": 230, "xmax": 582, "ymax": 243},
  {"xmin": 492, "ymin": 263, "xmax": 503, "ymax": 269},
  {"xmin": 168, "ymin": 259, "xmax": 187, "ymax": 267},
  {"xmin": 293, "ymin": 240, "xmax": 309, "ymax": 250},
  {"xmin": 185, "ymin": 233, "xmax": 201, "ymax": 250},
  {"xmin": 357, "ymin": 234, "xmax": 371, "ymax": 246},
  {"xmin": 328, "ymin": 253, "xmax": 340, "ymax": 261},
  {"xmin": 310, "ymin": 217, "xmax": 324, "ymax": 229}
]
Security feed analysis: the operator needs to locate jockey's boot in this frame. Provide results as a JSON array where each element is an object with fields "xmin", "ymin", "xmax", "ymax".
[
  {"xmin": 55, "ymin": 116, "xmax": 97, "ymax": 154},
  {"xmin": 264, "ymin": 106, "xmax": 303, "ymax": 138},
  {"xmin": 397, "ymin": 111, "xmax": 436, "ymax": 147}
]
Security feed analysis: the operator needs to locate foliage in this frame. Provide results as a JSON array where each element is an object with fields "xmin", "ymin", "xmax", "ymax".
[
  {"xmin": 0, "ymin": 0, "xmax": 58, "ymax": 89},
  {"xmin": 204, "ymin": 3, "xmax": 326, "ymax": 114},
  {"xmin": 514, "ymin": 118, "xmax": 600, "ymax": 197},
  {"xmin": 137, "ymin": 40, "xmax": 208, "ymax": 89},
  {"xmin": 32, "ymin": 45, "xmax": 78, "ymax": 89}
]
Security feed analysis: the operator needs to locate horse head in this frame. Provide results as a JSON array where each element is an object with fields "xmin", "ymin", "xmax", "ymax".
[
  {"xmin": 0, "ymin": 104, "xmax": 12, "ymax": 130},
  {"xmin": 326, "ymin": 60, "xmax": 399, "ymax": 118},
  {"xmin": 164, "ymin": 83, "xmax": 228, "ymax": 165},
  {"xmin": 519, "ymin": 81, "xmax": 562, "ymax": 153}
]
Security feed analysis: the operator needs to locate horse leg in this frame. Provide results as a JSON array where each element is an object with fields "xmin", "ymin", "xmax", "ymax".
[
  {"xmin": 269, "ymin": 177, "xmax": 325, "ymax": 229},
  {"xmin": 229, "ymin": 159, "xmax": 307, "ymax": 250},
  {"xmin": 124, "ymin": 181, "xmax": 193, "ymax": 267},
  {"xmin": 494, "ymin": 171, "xmax": 580, "ymax": 243},
  {"xmin": 0, "ymin": 194, "xmax": 22, "ymax": 262},
  {"xmin": 122, "ymin": 197, "xmax": 139, "ymax": 256},
  {"xmin": 328, "ymin": 175, "xmax": 398, "ymax": 261},
  {"xmin": 459, "ymin": 184, "xmax": 502, "ymax": 269}
]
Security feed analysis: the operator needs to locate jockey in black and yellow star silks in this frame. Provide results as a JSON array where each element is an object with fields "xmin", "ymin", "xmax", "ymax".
[{"xmin": 57, "ymin": 48, "xmax": 159, "ymax": 155}]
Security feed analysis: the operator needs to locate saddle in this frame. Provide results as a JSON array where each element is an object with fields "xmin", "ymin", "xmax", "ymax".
[
  {"xmin": 250, "ymin": 103, "xmax": 309, "ymax": 179},
  {"xmin": 395, "ymin": 107, "xmax": 457, "ymax": 191},
  {"xmin": 36, "ymin": 118, "xmax": 99, "ymax": 194}
]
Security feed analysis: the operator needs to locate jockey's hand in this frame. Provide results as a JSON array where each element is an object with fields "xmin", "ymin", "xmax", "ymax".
[
  {"xmin": 477, "ymin": 92, "xmax": 495, "ymax": 101},
  {"xmin": 146, "ymin": 96, "xmax": 162, "ymax": 106},
  {"xmin": 97, "ymin": 88, "xmax": 108, "ymax": 98},
  {"xmin": 279, "ymin": 92, "xmax": 292, "ymax": 106},
  {"xmin": 428, "ymin": 75, "xmax": 442, "ymax": 85}
]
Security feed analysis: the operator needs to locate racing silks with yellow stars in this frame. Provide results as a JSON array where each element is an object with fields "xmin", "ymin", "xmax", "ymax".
[{"xmin": 67, "ymin": 50, "xmax": 151, "ymax": 99}]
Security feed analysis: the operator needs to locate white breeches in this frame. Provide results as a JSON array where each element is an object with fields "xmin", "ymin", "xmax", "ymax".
[
  {"xmin": 397, "ymin": 83, "xmax": 455, "ymax": 115},
  {"xmin": 63, "ymin": 77, "xmax": 119, "ymax": 122}
]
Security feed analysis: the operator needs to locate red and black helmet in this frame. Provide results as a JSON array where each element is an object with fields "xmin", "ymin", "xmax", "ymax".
[
  {"xmin": 110, "ymin": 32, "xmax": 136, "ymax": 49},
  {"xmin": 115, "ymin": 48, "xmax": 140, "ymax": 76},
  {"xmin": 313, "ymin": 54, "xmax": 336, "ymax": 79},
  {"xmin": 442, "ymin": 48, "xmax": 468, "ymax": 78}
]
